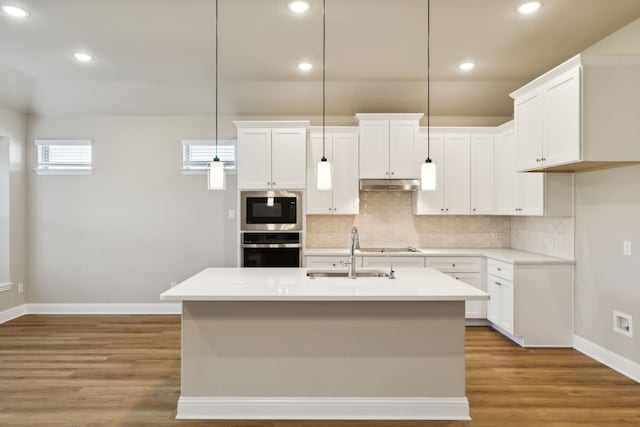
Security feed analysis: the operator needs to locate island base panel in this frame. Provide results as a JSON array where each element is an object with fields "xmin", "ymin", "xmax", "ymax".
[{"xmin": 178, "ymin": 300, "xmax": 469, "ymax": 420}]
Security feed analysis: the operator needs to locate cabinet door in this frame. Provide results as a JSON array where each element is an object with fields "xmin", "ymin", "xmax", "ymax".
[
  {"xmin": 389, "ymin": 120, "xmax": 418, "ymax": 178},
  {"xmin": 515, "ymin": 92, "xmax": 544, "ymax": 171},
  {"xmin": 444, "ymin": 134, "xmax": 471, "ymax": 215},
  {"xmin": 499, "ymin": 279, "xmax": 515, "ymax": 335},
  {"xmin": 307, "ymin": 133, "xmax": 333, "ymax": 214},
  {"xmin": 494, "ymin": 129, "xmax": 519, "ymax": 215},
  {"xmin": 332, "ymin": 132, "xmax": 360, "ymax": 214},
  {"xmin": 470, "ymin": 134, "xmax": 494, "ymax": 214},
  {"xmin": 237, "ymin": 128, "xmax": 272, "ymax": 189},
  {"xmin": 543, "ymin": 67, "xmax": 581, "ymax": 167},
  {"xmin": 453, "ymin": 272, "xmax": 485, "ymax": 319},
  {"xmin": 361, "ymin": 256, "xmax": 425, "ymax": 268},
  {"xmin": 519, "ymin": 173, "xmax": 544, "ymax": 216},
  {"xmin": 487, "ymin": 275, "xmax": 501, "ymax": 325},
  {"xmin": 271, "ymin": 128, "xmax": 307, "ymax": 189},
  {"xmin": 413, "ymin": 135, "xmax": 445, "ymax": 214},
  {"xmin": 359, "ymin": 120, "xmax": 390, "ymax": 178}
]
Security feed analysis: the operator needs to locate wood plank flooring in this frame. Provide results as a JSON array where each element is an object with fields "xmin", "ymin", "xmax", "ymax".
[{"xmin": 1, "ymin": 315, "xmax": 639, "ymax": 426}]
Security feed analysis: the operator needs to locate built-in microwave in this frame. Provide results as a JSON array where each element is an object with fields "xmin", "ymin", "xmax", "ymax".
[{"xmin": 240, "ymin": 191, "xmax": 302, "ymax": 231}]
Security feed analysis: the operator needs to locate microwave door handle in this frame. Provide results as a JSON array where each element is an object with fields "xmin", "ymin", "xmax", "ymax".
[{"xmin": 241, "ymin": 243, "xmax": 302, "ymax": 249}]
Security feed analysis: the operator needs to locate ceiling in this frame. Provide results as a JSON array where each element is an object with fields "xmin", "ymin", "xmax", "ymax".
[{"xmin": 1, "ymin": 0, "xmax": 640, "ymax": 120}]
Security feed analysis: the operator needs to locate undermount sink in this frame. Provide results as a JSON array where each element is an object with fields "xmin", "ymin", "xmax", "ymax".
[
  {"xmin": 358, "ymin": 247, "xmax": 419, "ymax": 253},
  {"xmin": 306, "ymin": 269, "xmax": 391, "ymax": 279}
]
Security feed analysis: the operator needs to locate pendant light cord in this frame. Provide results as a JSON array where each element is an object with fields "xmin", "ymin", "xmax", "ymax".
[
  {"xmin": 214, "ymin": 0, "xmax": 220, "ymax": 162},
  {"xmin": 321, "ymin": 0, "xmax": 327, "ymax": 162},
  {"xmin": 426, "ymin": 0, "xmax": 431, "ymax": 162}
]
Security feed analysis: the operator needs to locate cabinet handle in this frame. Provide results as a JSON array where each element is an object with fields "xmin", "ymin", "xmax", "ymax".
[
  {"xmin": 391, "ymin": 172, "xmax": 395, "ymax": 175},
  {"xmin": 536, "ymin": 158, "xmax": 541, "ymax": 162},
  {"xmin": 440, "ymin": 208, "xmax": 444, "ymax": 212},
  {"xmin": 496, "ymin": 281, "xmax": 503, "ymax": 286},
  {"xmin": 473, "ymin": 208, "xmax": 476, "ymax": 212},
  {"xmin": 329, "ymin": 208, "xmax": 332, "ymax": 211},
  {"xmin": 385, "ymin": 172, "xmax": 389, "ymax": 175},
  {"xmin": 272, "ymin": 182, "xmax": 276, "ymax": 186},
  {"xmin": 333, "ymin": 208, "xmax": 337, "ymax": 211},
  {"xmin": 541, "ymin": 157, "xmax": 546, "ymax": 161},
  {"xmin": 445, "ymin": 208, "xmax": 449, "ymax": 211},
  {"xmin": 497, "ymin": 267, "xmax": 502, "ymax": 271}
]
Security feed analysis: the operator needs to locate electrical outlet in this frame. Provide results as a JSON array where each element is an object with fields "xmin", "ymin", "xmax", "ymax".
[
  {"xmin": 169, "ymin": 281, "xmax": 177, "ymax": 289},
  {"xmin": 228, "ymin": 209, "xmax": 236, "ymax": 220},
  {"xmin": 623, "ymin": 241, "xmax": 631, "ymax": 256},
  {"xmin": 17, "ymin": 283, "xmax": 23, "ymax": 293},
  {"xmin": 613, "ymin": 310, "xmax": 633, "ymax": 337}
]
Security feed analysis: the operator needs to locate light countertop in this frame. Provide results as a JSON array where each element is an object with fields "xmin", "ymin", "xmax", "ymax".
[
  {"xmin": 160, "ymin": 267, "xmax": 489, "ymax": 302},
  {"xmin": 303, "ymin": 248, "xmax": 575, "ymax": 264}
]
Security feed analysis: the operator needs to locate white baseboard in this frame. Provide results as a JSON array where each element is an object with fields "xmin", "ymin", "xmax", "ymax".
[
  {"xmin": 466, "ymin": 319, "xmax": 490, "ymax": 326},
  {"xmin": 25, "ymin": 303, "xmax": 181, "ymax": 315},
  {"xmin": 490, "ymin": 323, "xmax": 525, "ymax": 346},
  {"xmin": 0, "ymin": 304, "xmax": 26, "ymax": 324},
  {"xmin": 176, "ymin": 396, "xmax": 470, "ymax": 420},
  {"xmin": 573, "ymin": 334, "xmax": 640, "ymax": 383}
]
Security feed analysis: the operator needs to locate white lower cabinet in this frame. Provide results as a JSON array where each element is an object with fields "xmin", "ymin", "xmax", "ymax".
[
  {"xmin": 361, "ymin": 256, "xmax": 425, "ymax": 268},
  {"xmin": 486, "ymin": 258, "xmax": 573, "ymax": 347},
  {"xmin": 487, "ymin": 273, "xmax": 515, "ymax": 334},
  {"xmin": 425, "ymin": 257, "xmax": 485, "ymax": 319}
]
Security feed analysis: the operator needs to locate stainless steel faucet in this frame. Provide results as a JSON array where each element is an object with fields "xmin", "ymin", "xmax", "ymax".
[{"xmin": 346, "ymin": 226, "xmax": 360, "ymax": 279}]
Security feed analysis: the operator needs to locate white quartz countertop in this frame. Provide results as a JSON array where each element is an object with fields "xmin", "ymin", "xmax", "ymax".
[
  {"xmin": 303, "ymin": 248, "xmax": 574, "ymax": 264},
  {"xmin": 160, "ymin": 267, "xmax": 489, "ymax": 302}
]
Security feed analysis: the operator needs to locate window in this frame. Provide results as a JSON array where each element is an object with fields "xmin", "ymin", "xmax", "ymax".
[
  {"xmin": 181, "ymin": 139, "xmax": 236, "ymax": 174},
  {"xmin": 35, "ymin": 139, "xmax": 92, "ymax": 175}
]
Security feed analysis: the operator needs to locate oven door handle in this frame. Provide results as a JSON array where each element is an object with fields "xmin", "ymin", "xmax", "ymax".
[{"xmin": 242, "ymin": 243, "xmax": 302, "ymax": 249}]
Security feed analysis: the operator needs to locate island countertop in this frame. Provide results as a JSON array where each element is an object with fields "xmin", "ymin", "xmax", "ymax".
[{"xmin": 160, "ymin": 267, "xmax": 489, "ymax": 302}]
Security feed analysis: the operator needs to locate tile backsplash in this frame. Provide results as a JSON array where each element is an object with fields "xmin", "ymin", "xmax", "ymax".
[
  {"xmin": 306, "ymin": 191, "xmax": 575, "ymax": 259},
  {"xmin": 306, "ymin": 192, "xmax": 511, "ymax": 249},
  {"xmin": 510, "ymin": 216, "xmax": 575, "ymax": 259}
]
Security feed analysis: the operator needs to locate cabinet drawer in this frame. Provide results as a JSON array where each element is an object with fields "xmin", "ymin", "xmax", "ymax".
[
  {"xmin": 305, "ymin": 256, "xmax": 360, "ymax": 269},
  {"xmin": 487, "ymin": 259, "xmax": 514, "ymax": 281},
  {"xmin": 362, "ymin": 256, "xmax": 425, "ymax": 268},
  {"xmin": 425, "ymin": 257, "xmax": 481, "ymax": 273}
]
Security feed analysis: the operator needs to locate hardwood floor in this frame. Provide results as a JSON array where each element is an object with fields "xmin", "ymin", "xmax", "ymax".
[{"xmin": 1, "ymin": 315, "xmax": 639, "ymax": 426}]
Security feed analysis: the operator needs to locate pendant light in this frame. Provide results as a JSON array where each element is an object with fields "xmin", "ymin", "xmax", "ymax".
[
  {"xmin": 208, "ymin": 0, "xmax": 226, "ymax": 190},
  {"xmin": 421, "ymin": 0, "xmax": 436, "ymax": 191},
  {"xmin": 316, "ymin": 0, "xmax": 332, "ymax": 191}
]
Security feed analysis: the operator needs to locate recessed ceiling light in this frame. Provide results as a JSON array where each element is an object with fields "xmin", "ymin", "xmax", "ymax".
[
  {"xmin": 459, "ymin": 62, "xmax": 475, "ymax": 71},
  {"xmin": 288, "ymin": 1, "xmax": 310, "ymax": 14},
  {"xmin": 1, "ymin": 4, "xmax": 29, "ymax": 18},
  {"xmin": 517, "ymin": 1, "xmax": 542, "ymax": 14},
  {"xmin": 298, "ymin": 62, "xmax": 313, "ymax": 72},
  {"xmin": 74, "ymin": 52, "xmax": 93, "ymax": 63}
]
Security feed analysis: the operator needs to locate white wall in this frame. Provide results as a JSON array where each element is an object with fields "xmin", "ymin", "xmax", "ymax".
[
  {"xmin": 572, "ymin": 17, "xmax": 640, "ymax": 363},
  {"xmin": 27, "ymin": 115, "xmax": 238, "ymax": 304},
  {"xmin": 0, "ymin": 106, "xmax": 27, "ymax": 312}
]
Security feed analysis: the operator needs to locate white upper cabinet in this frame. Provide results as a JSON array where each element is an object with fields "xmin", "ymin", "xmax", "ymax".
[
  {"xmin": 356, "ymin": 113, "xmax": 423, "ymax": 179},
  {"xmin": 494, "ymin": 122, "xmax": 573, "ymax": 217},
  {"xmin": 414, "ymin": 132, "xmax": 470, "ymax": 215},
  {"xmin": 470, "ymin": 134, "xmax": 494, "ymax": 215},
  {"xmin": 235, "ymin": 121, "xmax": 308, "ymax": 190},
  {"xmin": 307, "ymin": 128, "xmax": 359, "ymax": 215},
  {"xmin": 511, "ymin": 54, "xmax": 640, "ymax": 172}
]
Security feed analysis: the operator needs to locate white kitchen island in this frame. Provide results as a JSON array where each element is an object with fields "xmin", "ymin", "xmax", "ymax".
[{"xmin": 161, "ymin": 267, "xmax": 489, "ymax": 421}]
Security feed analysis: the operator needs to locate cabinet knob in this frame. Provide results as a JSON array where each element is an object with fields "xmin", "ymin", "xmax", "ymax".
[
  {"xmin": 497, "ymin": 267, "xmax": 502, "ymax": 271},
  {"xmin": 541, "ymin": 157, "xmax": 546, "ymax": 161},
  {"xmin": 385, "ymin": 172, "xmax": 389, "ymax": 175},
  {"xmin": 473, "ymin": 208, "xmax": 476, "ymax": 212},
  {"xmin": 446, "ymin": 208, "xmax": 449, "ymax": 212},
  {"xmin": 333, "ymin": 208, "xmax": 337, "ymax": 211},
  {"xmin": 440, "ymin": 208, "xmax": 444, "ymax": 211},
  {"xmin": 391, "ymin": 172, "xmax": 395, "ymax": 175},
  {"xmin": 452, "ymin": 264, "xmax": 456, "ymax": 267},
  {"xmin": 536, "ymin": 158, "xmax": 541, "ymax": 162},
  {"xmin": 272, "ymin": 182, "xmax": 276, "ymax": 186}
]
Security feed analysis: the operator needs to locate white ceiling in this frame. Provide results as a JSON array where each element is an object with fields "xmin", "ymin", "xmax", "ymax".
[{"xmin": 1, "ymin": 0, "xmax": 639, "ymax": 119}]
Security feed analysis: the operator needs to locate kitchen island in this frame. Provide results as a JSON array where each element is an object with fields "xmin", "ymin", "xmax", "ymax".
[{"xmin": 161, "ymin": 267, "xmax": 489, "ymax": 421}]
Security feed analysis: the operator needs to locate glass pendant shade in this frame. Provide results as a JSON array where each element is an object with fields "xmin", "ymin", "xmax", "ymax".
[
  {"xmin": 208, "ymin": 160, "xmax": 226, "ymax": 190},
  {"xmin": 316, "ymin": 159, "xmax": 332, "ymax": 190},
  {"xmin": 421, "ymin": 160, "xmax": 436, "ymax": 191}
]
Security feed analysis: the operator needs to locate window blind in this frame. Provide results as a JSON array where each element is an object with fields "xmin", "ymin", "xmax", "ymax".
[
  {"xmin": 182, "ymin": 140, "xmax": 236, "ymax": 171},
  {"xmin": 35, "ymin": 139, "xmax": 92, "ymax": 172}
]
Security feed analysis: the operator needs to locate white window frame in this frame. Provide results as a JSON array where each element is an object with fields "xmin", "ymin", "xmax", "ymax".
[
  {"xmin": 181, "ymin": 139, "xmax": 236, "ymax": 175},
  {"xmin": 34, "ymin": 139, "xmax": 93, "ymax": 175}
]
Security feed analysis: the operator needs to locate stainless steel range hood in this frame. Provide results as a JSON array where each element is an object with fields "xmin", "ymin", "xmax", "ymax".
[{"xmin": 359, "ymin": 179, "xmax": 420, "ymax": 192}]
